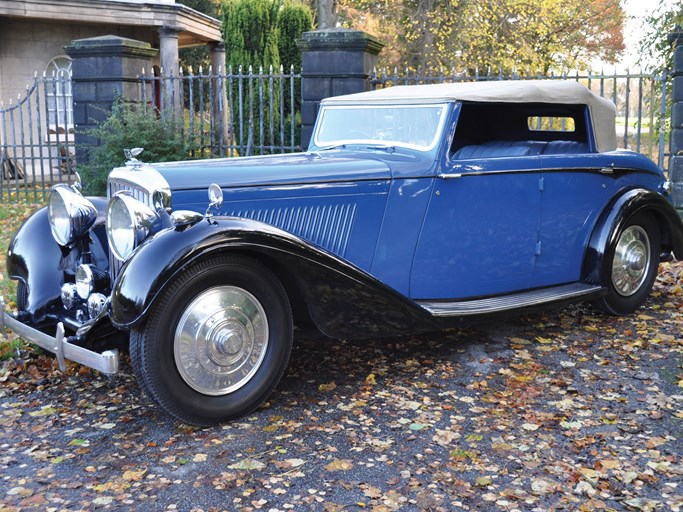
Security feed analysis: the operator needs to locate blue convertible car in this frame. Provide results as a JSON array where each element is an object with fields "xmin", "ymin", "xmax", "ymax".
[{"xmin": 3, "ymin": 81, "xmax": 683, "ymax": 425}]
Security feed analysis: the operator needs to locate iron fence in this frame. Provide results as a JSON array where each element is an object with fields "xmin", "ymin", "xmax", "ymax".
[
  {"xmin": 371, "ymin": 68, "xmax": 671, "ymax": 169},
  {"xmin": 139, "ymin": 65, "xmax": 302, "ymax": 159},
  {"xmin": 0, "ymin": 64, "xmax": 672, "ymax": 202},
  {"xmin": 0, "ymin": 70, "xmax": 76, "ymax": 202}
]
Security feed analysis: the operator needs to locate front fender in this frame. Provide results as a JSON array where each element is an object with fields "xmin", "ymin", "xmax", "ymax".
[
  {"xmin": 582, "ymin": 188, "xmax": 683, "ymax": 286},
  {"xmin": 110, "ymin": 217, "xmax": 439, "ymax": 339},
  {"xmin": 7, "ymin": 197, "xmax": 108, "ymax": 320}
]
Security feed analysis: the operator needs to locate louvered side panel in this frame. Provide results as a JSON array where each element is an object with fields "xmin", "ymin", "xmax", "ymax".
[{"xmin": 229, "ymin": 203, "xmax": 357, "ymax": 256}]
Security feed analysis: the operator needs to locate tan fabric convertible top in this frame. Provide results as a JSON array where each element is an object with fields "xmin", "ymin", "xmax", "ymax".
[{"xmin": 321, "ymin": 80, "xmax": 618, "ymax": 153}]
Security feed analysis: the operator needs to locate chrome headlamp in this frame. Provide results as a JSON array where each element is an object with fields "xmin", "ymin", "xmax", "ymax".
[
  {"xmin": 106, "ymin": 192, "xmax": 159, "ymax": 261},
  {"xmin": 47, "ymin": 184, "xmax": 98, "ymax": 247}
]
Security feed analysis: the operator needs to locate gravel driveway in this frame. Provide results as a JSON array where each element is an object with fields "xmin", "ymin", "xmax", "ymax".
[{"xmin": 1, "ymin": 264, "xmax": 682, "ymax": 511}]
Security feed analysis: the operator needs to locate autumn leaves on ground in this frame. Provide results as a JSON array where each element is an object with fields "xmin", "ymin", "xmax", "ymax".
[{"xmin": 0, "ymin": 202, "xmax": 681, "ymax": 511}]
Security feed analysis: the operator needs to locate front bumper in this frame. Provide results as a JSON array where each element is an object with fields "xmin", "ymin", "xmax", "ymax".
[{"xmin": 0, "ymin": 297, "xmax": 119, "ymax": 375}]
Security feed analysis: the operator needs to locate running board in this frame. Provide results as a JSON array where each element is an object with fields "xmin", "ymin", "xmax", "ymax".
[{"xmin": 417, "ymin": 283, "xmax": 604, "ymax": 317}]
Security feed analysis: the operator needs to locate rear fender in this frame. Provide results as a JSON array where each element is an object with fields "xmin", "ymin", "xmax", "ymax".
[
  {"xmin": 110, "ymin": 217, "xmax": 438, "ymax": 339},
  {"xmin": 582, "ymin": 188, "xmax": 683, "ymax": 286}
]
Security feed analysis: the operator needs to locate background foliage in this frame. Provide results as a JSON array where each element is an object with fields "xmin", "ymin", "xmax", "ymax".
[
  {"xmin": 638, "ymin": 2, "xmax": 683, "ymax": 74},
  {"xmin": 221, "ymin": 0, "xmax": 281, "ymax": 71},
  {"xmin": 336, "ymin": 0, "xmax": 625, "ymax": 73},
  {"xmin": 78, "ymin": 101, "xmax": 193, "ymax": 196}
]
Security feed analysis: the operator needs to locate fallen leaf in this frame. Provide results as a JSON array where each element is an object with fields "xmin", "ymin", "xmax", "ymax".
[
  {"xmin": 229, "ymin": 459, "xmax": 266, "ymax": 471},
  {"xmin": 475, "ymin": 476, "xmax": 492, "ymax": 487},
  {"xmin": 29, "ymin": 406, "xmax": 56, "ymax": 417},
  {"xmin": 324, "ymin": 458, "xmax": 354, "ymax": 472},
  {"xmin": 123, "ymin": 468, "xmax": 147, "ymax": 481}
]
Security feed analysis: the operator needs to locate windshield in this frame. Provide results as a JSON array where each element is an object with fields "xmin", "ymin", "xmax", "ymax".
[{"xmin": 313, "ymin": 104, "xmax": 449, "ymax": 151}]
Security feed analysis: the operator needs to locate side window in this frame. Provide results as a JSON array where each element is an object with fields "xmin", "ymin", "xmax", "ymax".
[{"xmin": 451, "ymin": 102, "xmax": 590, "ymax": 160}]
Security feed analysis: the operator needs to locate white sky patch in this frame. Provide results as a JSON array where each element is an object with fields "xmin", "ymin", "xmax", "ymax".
[{"xmin": 610, "ymin": 0, "xmax": 678, "ymax": 71}]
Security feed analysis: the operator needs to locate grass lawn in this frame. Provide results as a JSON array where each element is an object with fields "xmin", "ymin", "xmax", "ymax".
[{"xmin": 0, "ymin": 198, "xmax": 43, "ymax": 359}]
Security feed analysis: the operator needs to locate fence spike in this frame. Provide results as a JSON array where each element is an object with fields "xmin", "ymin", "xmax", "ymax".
[
  {"xmin": 198, "ymin": 65, "xmax": 203, "ymax": 74},
  {"xmin": 208, "ymin": 65, "xmax": 213, "ymax": 75}
]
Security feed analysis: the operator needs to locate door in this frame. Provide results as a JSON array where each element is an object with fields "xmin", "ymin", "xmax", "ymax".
[
  {"xmin": 411, "ymin": 156, "xmax": 541, "ymax": 300},
  {"xmin": 535, "ymin": 153, "xmax": 615, "ymax": 287}
]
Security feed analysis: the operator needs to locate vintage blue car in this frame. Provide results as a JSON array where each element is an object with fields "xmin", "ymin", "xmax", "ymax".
[{"xmin": 3, "ymin": 80, "xmax": 683, "ymax": 425}]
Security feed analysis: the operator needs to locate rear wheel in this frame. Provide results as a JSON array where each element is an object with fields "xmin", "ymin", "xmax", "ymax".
[
  {"xmin": 598, "ymin": 213, "xmax": 660, "ymax": 315},
  {"xmin": 130, "ymin": 255, "xmax": 293, "ymax": 425}
]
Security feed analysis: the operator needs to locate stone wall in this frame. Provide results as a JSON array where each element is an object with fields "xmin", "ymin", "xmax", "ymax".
[{"xmin": 0, "ymin": 17, "xmax": 156, "ymax": 105}]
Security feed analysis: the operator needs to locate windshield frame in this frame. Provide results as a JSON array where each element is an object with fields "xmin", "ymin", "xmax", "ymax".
[{"xmin": 311, "ymin": 103, "xmax": 450, "ymax": 152}]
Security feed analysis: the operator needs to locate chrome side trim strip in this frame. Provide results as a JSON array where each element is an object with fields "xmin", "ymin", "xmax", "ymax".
[
  {"xmin": 0, "ymin": 298, "xmax": 119, "ymax": 375},
  {"xmin": 417, "ymin": 283, "xmax": 604, "ymax": 317},
  {"xmin": 441, "ymin": 166, "xmax": 654, "ymax": 178}
]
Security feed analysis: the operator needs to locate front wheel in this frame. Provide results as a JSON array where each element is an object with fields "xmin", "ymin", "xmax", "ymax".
[
  {"xmin": 130, "ymin": 255, "xmax": 293, "ymax": 426},
  {"xmin": 597, "ymin": 213, "xmax": 660, "ymax": 316}
]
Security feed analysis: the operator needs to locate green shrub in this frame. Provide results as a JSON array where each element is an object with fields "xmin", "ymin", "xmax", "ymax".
[{"xmin": 78, "ymin": 101, "xmax": 192, "ymax": 196}]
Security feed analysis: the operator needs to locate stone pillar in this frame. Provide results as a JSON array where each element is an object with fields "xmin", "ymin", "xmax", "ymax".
[
  {"xmin": 669, "ymin": 26, "xmax": 683, "ymax": 219},
  {"xmin": 210, "ymin": 42, "xmax": 231, "ymax": 155},
  {"xmin": 65, "ymin": 36, "xmax": 158, "ymax": 164},
  {"xmin": 159, "ymin": 28, "xmax": 180, "ymax": 76},
  {"xmin": 158, "ymin": 28, "xmax": 182, "ymax": 115},
  {"xmin": 297, "ymin": 29, "xmax": 383, "ymax": 149}
]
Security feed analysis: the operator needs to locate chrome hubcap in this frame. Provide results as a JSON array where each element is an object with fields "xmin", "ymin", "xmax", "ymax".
[
  {"xmin": 611, "ymin": 225, "xmax": 650, "ymax": 297},
  {"xmin": 174, "ymin": 286, "xmax": 268, "ymax": 396}
]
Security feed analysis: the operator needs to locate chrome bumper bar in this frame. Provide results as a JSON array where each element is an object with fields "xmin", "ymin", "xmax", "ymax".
[{"xmin": 0, "ymin": 297, "xmax": 119, "ymax": 375}]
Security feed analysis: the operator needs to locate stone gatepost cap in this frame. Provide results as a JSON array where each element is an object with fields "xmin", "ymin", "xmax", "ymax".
[
  {"xmin": 65, "ymin": 35, "xmax": 159, "ymax": 58},
  {"xmin": 297, "ymin": 29, "xmax": 384, "ymax": 55}
]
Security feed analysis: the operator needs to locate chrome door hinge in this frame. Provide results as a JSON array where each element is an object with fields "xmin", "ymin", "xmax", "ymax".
[
  {"xmin": 535, "ymin": 241, "xmax": 542, "ymax": 255},
  {"xmin": 538, "ymin": 177, "xmax": 544, "ymax": 192}
]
